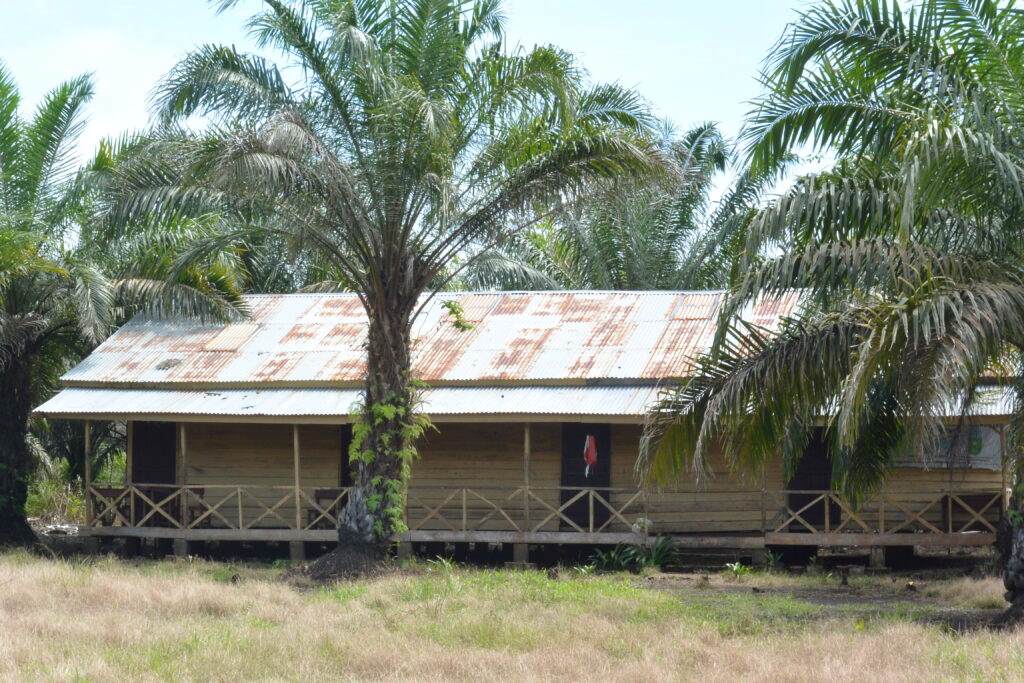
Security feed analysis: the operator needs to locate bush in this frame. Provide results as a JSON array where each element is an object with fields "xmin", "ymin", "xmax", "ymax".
[
  {"xmin": 590, "ymin": 537, "xmax": 678, "ymax": 572},
  {"xmin": 25, "ymin": 461, "xmax": 85, "ymax": 524}
]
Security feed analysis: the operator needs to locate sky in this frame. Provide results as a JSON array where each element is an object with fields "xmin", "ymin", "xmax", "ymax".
[{"xmin": 1, "ymin": 0, "xmax": 808, "ymax": 162}]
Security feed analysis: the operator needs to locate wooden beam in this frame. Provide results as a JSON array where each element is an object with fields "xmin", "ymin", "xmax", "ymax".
[
  {"xmin": 178, "ymin": 423, "xmax": 188, "ymax": 526},
  {"xmin": 293, "ymin": 425, "xmax": 301, "ymax": 530},
  {"xmin": 523, "ymin": 423, "xmax": 531, "ymax": 526},
  {"xmin": 765, "ymin": 532, "xmax": 995, "ymax": 547},
  {"xmin": 1000, "ymin": 424, "xmax": 1009, "ymax": 511},
  {"xmin": 125, "ymin": 421, "xmax": 133, "ymax": 486},
  {"xmin": 83, "ymin": 420, "xmax": 92, "ymax": 524}
]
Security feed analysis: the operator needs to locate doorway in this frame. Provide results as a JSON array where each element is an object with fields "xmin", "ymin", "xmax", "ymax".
[{"xmin": 559, "ymin": 423, "xmax": 611, "ymax": 530}]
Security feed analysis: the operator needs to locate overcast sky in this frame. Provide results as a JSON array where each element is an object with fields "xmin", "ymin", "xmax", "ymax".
[{"xmin": 2, "ymin": 0, "xmax": 807, "ymax": 162}]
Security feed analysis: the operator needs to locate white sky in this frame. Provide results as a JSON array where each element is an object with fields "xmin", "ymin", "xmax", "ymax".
[{"xmin": 1, "ymin": 0, "xmax": 814, "ymax": 178}]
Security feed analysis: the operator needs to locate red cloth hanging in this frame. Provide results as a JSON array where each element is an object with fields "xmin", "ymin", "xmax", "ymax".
[{"xmin": 583, "ymin": 434, "xmax": 598, "ymax": 477}]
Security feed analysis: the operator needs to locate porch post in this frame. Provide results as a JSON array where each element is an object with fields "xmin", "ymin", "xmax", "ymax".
[
  {"xmin": 178, "ymin": 424, "xmax": 188, "ymax": 522},
  {"xmin": 174, "ymin": 423, "xmax": 190, "ymax": 557},
  {"xmin": 125, "ymin": 421, "xmax": 133, "ymax": 486},
  {"xmin": 523, "ymin": 423, "xmax": 531, "ymax": 527},
  {"xmin": 1000, "ymin": 424, "xmax": 1010, "ymax": 511},
  {"xmin": 83, "ymin": 420, "xmax": 93, "ymax": 524},
  {"xmin": 515, "ymin": 423, "xmax": 531, "ymax": 566},
  {"xmin": 291, "ymin": 425, "xmax": 305, "ymax": 561}
]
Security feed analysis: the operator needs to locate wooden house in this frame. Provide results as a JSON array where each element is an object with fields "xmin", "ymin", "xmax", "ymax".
[{"xmin": 34, "ymin": 291, "xmax": 1010, "ymax": 560}]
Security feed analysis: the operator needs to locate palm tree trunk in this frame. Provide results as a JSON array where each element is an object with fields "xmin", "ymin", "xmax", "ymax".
[
  {"xmin": 338, "ymin": 299, "xmax": 417, "ymax": 555},
  {"xmin": 0, "ymin": 361, "xmax": 38, "ymax": 546}
]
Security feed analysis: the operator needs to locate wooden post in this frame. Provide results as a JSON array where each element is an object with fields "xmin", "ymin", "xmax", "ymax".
[
  {"xmin": 83, "ymin": 420, "xmax": 93, "ymax": 524},
  {"xmin": 178, "ymin": 424, "xmax": 188, "ymax": 527},
  {"xmin": 523, "ymin": 423, "xmax": 531, "ymax": 528},
  {"xmin": 125, "ymin": 421, "xmax": 133, "ymax": 486},
  {"xmin": 879, "ymin": 480, "xmax": 886, "ymax": 534},
  {"xmin": 1000, "ymin": 424, "xmax": 1010, "ymax": 511},
  {"xmin": 759, "ymin": 466, "xmax": 767, "ymax": 535},
  {"xmin": 293, "ymin": 425, "xmax": 302, "ymax": 530}
]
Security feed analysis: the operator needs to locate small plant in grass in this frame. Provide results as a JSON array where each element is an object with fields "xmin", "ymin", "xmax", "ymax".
[
  {"xmin": 765, "ymin": 550, "xmax": 784, "ymax": 573},
  {"xmin": 725, "ymin": 562, "xmax": 752, "ymax": 580},
  {"xmin": 590, "ymin": 537, "xmax": 678, "ymax": 572},
  {"xmin": 646, "ymin": 537, "xmax": 679, "ymax": 569},
  {"xmin": 426, "ymin": 556, "xmax": 456, "ymax": 574},
  {"xmin": 591, "ymin": 545, "xmax": 643, "ymax": 572}
]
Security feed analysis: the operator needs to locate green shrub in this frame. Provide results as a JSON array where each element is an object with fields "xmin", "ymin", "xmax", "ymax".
[
  {"xmin": 590, "ymin": 537, "xmax": 678, "ymax": 572},
  {"xmin": 25, "ymin": 463, "xmax": 85, "ymax": 523}
]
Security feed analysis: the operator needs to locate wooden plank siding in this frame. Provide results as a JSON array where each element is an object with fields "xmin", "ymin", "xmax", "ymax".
[
  {"xmin": 609, "ymin": 424, "xmax": 783, "ymax": 535},
  {"xmin": 180, "ymin": 423, "xmax": 341, "ymax": 527},
  {"xmin": 407, "ymin": 423, "xmax": 562, "ymax": 532}
]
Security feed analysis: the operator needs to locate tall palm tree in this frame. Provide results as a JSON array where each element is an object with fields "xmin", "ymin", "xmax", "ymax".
[
  {"xmin": 115, "ymin": 0, "xmax": 655, "ymax": 558},
  {"xmin": 0, "ymin": 64, "xmax": 245, "ymax": 546},
  {"xmin": 639, "ymin": 0, "xmax": 1024, "ymax": 613},
  {"xmin": 462, "ymin": 122, "xmax": 785, "ymax": 291}
]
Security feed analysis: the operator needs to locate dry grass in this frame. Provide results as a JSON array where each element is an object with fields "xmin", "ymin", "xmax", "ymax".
[{"xmin": 0, "ymin": 551, "xmax": 1022, "ymax": 682}]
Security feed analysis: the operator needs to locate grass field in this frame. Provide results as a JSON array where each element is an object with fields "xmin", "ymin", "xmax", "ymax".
[{"xmin": 1, "ymin": 551, "xmax": 1022, "ymax": 681}]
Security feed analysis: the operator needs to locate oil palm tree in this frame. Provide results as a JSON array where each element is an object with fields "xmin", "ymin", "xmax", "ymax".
[
  {"xmin": 0, "ymin": 64, "xmax": 245, "ymax": 546},
  {"xmin": 639, "ymin": 0, "xmax": 1024, "ymax": 614},
  {"xmin": 114, "ymin": 0, "xmax": 655, "ymax": 558},
  {"xmin": 462, "ymin": 122, "xmax": 784, "ymax": 291}
]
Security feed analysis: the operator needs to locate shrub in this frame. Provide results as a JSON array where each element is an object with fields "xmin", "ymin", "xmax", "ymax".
[
  {"xmin": 25, "ymin": 462, "xmax": 85, "ymax": 524},
  {"xmin": 590, "ymin": 537, "xmax": 678, "ymax": 572}
]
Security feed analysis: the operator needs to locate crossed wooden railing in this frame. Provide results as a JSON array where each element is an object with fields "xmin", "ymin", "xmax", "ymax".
[
  {"xmin": 405, "ymin": 486, "xmax": 646, "ymax": 534},
  {"xmin": 88, "ymin": 484, "xmax": 647, "ymax": 535},
  {"xmin": 87, "ymin": 484, "xmax": 351, "ymax": 531},
  {"xmin": 769, "ymin": 489, "xmax": 1007, "ymax": 536},
  {"xmin": 87, "ymin": 483, "xmax": 1006, "ymax": 540}
]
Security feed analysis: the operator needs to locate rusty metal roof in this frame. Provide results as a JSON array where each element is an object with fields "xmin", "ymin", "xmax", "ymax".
[{"xmin": 60, "ymin": 290, "xmax": 799, "ymax": 389}]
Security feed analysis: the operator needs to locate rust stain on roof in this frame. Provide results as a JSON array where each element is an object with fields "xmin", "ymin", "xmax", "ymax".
[
  {"xmin": 324, "ymin": 322, "xmax": 367, "ymax": 345},
  {"xmin": 255, "ymin": 353, "xmax": 303, "ymax": 381},
  {"xmin": 325, "ymin": 351, "xmax": 367, "ymax": 381},
  {"xmin": 178, "ymin": 352, "xmax": 236, "ymax": 382},
  {"xmin": 492, "ymin": 294, "xmax": 531, "ymax": 316},
  {"xmin": 484, "ymin": 327, "xmax": 553, "ymax": 380},
  {"xmin": 282, "ymin": 323, "xmax": 319, "ymax": 343}
]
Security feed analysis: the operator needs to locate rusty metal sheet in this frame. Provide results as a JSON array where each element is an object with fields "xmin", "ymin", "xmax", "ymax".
[{"xmin": 59, "ymin": 291, "xmax": 800, "ymax": 388}]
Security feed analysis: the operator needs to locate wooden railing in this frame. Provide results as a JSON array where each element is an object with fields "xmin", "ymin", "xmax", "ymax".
[
  {"xmin": 87, "ymin": 484, "xmax": 351, "ymax": 532},
  {"xmin": 87, "ymin": 484, "xmax": 647, "ymax": 535},
  {"xmin": 768, "ymin": 489, "xmax": 1006, "ymax": 537},
  {"xmin": 405, "ymin": 486, "xmax": 646, "ymax": 534},
  {"xmin": 86, "ymin": 484, "xmax": 1006, "ymax": 545}
]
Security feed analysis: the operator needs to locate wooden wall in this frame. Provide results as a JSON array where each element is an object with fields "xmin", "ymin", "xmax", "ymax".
[
  {"xmin": 609, "ymin": 424, "xmax": 783, "ymax": 535},
  {"xmin": 141, "ymin": 422, "xmax": 344, "ymax": 528},
  {"xmin": 407, "ymin": 422, "xmax": 561, "ymax": 531}
]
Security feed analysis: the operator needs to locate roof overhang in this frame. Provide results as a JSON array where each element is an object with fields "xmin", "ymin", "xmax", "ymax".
[{"xmin": 33, "ymin": 385, "xmax": 660, "ymax": 424}]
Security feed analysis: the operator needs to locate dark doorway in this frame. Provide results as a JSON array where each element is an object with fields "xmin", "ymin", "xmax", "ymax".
[
  {"xmin": 131, "ymin": 421, "xmax": 177, "ymax": 484},
  {"xmin": 130, "ymin": 421, "xmax": 178, "ymax": 527},
  {"xmin": 560, "ymin": 423, "xmax": 611, "ymax": 530},
  {"xmin": 786, "ymin": 429, "xmax": 839, "ymax": 531}
]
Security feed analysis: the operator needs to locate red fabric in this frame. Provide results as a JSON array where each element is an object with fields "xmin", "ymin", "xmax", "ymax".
[{"xmin": 583, "ymin": 434, "xmax": 598, "ymax": 468}]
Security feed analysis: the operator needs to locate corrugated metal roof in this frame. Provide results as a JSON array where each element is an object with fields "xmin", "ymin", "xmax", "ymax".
[
  {"xmin": 60, "ymin": 291, "xmax": 799, "ymax": 388},
  {"xmin": 33, "ymin": 386, "xmax": 660, "ymax": 420}
]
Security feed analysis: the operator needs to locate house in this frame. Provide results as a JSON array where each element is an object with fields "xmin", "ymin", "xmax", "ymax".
[{"xmin": 34, "ymin": 291, "xmax": 1010, "ymax": 562}]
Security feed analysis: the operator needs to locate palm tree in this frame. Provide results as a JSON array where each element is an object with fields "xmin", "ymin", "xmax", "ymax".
[
  {"xmin": 462, "ymin": 122, "xmax": 784, "ymax": 291},
  {"xmin": 115, "ymin": 0, "xmax": 655, "ymax": 559},
  {"xmin": 0, "ymin": 64, "xmax": 246, "ymax": 546},
  {"xmin": 639, "ymin": 0, "xmax": 1024, "ymax": 615}
]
